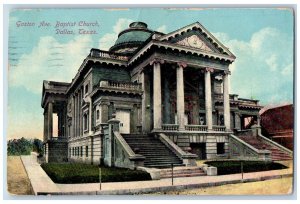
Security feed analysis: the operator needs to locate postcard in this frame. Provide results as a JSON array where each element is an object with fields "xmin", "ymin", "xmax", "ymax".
[{"xmin": 5, "ymin": 7, "xmax": 294, "ymax": 196}]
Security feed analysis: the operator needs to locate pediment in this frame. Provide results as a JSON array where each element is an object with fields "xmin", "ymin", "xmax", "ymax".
[
  {"xmin": 175, "ymin": 34, "xmax": 214, "ymax": 53},
  {"xmin": 158, "ymin": 22, "xmax": 235, "ymax": 57}
]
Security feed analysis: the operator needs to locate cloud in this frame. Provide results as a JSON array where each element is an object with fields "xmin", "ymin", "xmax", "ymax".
[
  {"xmin": 156, "ymin": 25, "xmax": 167, "ymax": 33},
  {"xmin": 98, "ymin": 18, "xmax": 133, "ymax": 51},
  {"xmin": 265, "ymin": 54, "xmax": 278, "ymax": 71},
  {"xmin": 9, "ymin": 35, "xmax": 93, "ymax": 94},
  {"xmin": 213, "ymin": 27, "xmax": 293, "ymax": 105}
]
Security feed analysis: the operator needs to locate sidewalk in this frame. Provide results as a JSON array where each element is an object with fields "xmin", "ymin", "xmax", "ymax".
[
  {"xmin": 20, "ymin": 154, "xmax": 60, "ymax": 195},
  {"xmin": 21, "ymin": 155, "xmax": 293, "ymax": 195}
]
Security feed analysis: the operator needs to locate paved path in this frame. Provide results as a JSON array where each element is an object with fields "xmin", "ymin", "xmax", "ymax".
[
  {"xmin": 20, "ymin": 153, "xmax": 60, "ymax": 195},
  {"xmin": 21, "ymin": 154, "xmax": 293, "ymax": 195}
]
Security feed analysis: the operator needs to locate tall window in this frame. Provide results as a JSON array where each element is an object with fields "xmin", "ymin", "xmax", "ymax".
[
  {"xmin": 85, "ymin": 84, "xmax": 89, "ymax": 94},
  {"xmin": 84, "ymin": 113, "xmax": 88, "ymax": 131},
  {"xmin": 96, "ymin": 110, "xmax": 100, "ymax": 120},
  {"xmin": 80, "ymin": 146, "xmax": 83, "ymax": 157},
  {"xmin": 85, "ymin": 146, "xmax": 88, "ymax": 157}
]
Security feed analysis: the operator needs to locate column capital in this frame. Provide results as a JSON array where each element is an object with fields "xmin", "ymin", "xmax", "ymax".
[
  {"xmin": 177, "ymin": 61, "xmax": 187, "ymax": 68},
  {"xmin": 201, "ymin": 67, "xmax": 214, "ymax": 73},
  {"xmin": 206, "ymin": 67, "xmax": 215, "ymax": 73},
  {"xmin": 99, "ymin": 101, "xmax": 110, "ymax": 106},
  {"xmin": 223, "ymin": 70, "xmax": 231, "ymax": 75},
  {"xmin": 150, "ymin": 58, "xmax": 165, "ymax": 66}
]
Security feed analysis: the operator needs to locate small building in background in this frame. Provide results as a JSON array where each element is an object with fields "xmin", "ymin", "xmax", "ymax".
[{"xmin": 260, "ymin": 104, "xmax": 294, "ymax": 150}]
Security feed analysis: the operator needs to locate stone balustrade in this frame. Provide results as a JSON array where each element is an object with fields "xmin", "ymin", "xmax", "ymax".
[
  {"xmin": 185, "ymin": 125, "xmax": 208, "ymax": 132},
  {"xmin": 90, "ymin": 48, "xmax": 128, "ymax": 61},
  {"xmin": 160, "ymin": 124, "xmax": 227, "ymax": 132},
  {"xmin": 99, "ymin": 80, "xmax": 142, "ymax": 91},
  {"xmin": 161, "ymin": 124, "xmax": 179, "ymax": 131},
  {"xmin": 212, "ymin": 125, "xmax": 226, "ymax": 132}
]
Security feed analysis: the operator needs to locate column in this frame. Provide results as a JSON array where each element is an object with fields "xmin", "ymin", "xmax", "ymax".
[
  {"xmin": 43, "ymin": 111, "xmax": 48, "ymax": 141},
  {"xmin": 204, "ymin": 68, "xmax": 213, "ymax": 130},
  {"xmin": 151, "ymin": 59, "xmax": 163, "ymax": 130},
  {"xmin": 257, "ymin": 115, "xmax": 261, "ymax": 126},
  {"xmin": 78, "ymin": 89, "xmax": 81, "ymax": 137},
  {"xmin": 57, "ymin": 112, "xmax": 61, "ymax": 136},
  {"xmin": 234, "ymin": 112, "xmax": 241, "ymax": 130},
  {"xmin": 177, "ymin": 62, "xmax": 187, "ymax": 130},
  {"xmin": 77, "ymin": 92, "xmax": 80, "ymax": 137},
  {"xmin": 48, "ymin": 102, "xmax": 53, "ymax": 139},
  {"xmin": 88, "ymin": 97, "xmax": 93, "ymax": 135},
  {"xmin": 74, "ymin": 94, "xmax": 77, "ymax": 137},
  {"xmin": 223, "ymin": 71, "xmax": 230, "ymax": 131},
  {"xmin": 101, "ymin": 102, "xmax": 109, "ymax": 123},
  {"xmin": 141, "ymin": 71, "xmax": 151, "ymax": 132}
]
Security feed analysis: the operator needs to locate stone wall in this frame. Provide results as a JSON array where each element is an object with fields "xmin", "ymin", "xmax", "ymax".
[
  {"xmin": 68, "ymin": 134, "xmax": 102, "ymax": 165},
  {"xmin": 164, "ymin": 132, "xmax": 229, "ymax": 160},
  {"xmin": 44, "ymin": 140, "xmax": 68, "ymax": 163},
  {"xmin": 92, "ymin": 66, "xmax": 131, "ymax": 87}
]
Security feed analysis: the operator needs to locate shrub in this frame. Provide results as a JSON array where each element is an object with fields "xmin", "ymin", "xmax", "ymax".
[
  {"xmin": 204, "ymin": 160, "xmax": 287, "ymax": 175},
  {"xmin": 41, "ymin": 163, "xmax": 151, "ymax": 184}
]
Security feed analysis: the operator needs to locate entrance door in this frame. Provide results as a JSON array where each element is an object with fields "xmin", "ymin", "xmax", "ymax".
[
  {"xmin": 116, "ymin": 110, "xmax": 130, "ymax": 134},
  {"xmin": 190, "ymin": 143, "xmax": 206, "ymax": 160}
]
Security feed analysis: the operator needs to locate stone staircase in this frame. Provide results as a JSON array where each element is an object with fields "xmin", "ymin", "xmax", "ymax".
[
  {"xmin": 238, "ymin": 135, "xmax": 292, "ymax": 161},
  {"xmin": 122, "ymin": 134, "xmax": 184, "ymax": 168},
  {"xmin": 160, "ymin": 166, "xmax": 206, "ymax": 178}
]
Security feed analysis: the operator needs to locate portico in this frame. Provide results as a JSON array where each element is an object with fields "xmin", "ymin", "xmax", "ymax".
[{"xmin": 140, "ymin": 58, "xmax": 231, "ymax": 134}]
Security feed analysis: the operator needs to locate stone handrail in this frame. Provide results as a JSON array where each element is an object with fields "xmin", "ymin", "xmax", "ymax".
[
  {"xmin": 258, "ymin": 133, "xmax": 293, "ymax": 156},
  {"xmin": 113, "ymin": 131, "xmax": 145, "ymax": 160},
  {"xmin": 229, "ymin": 134, "xmax": 271, "ymax": 161},
  {"xmin": 234, "ymin": 129, "xmax": 252, "ymax": 137},
  {"xmin": 158, "ymin": 133, "xmax": 197, "ymax": 166},
  {"xmin": 162, "ymin": 124, "xmax": 179, "ymax": 131},
  {"xmin": 99, "ymin": 80, "xmax": 142, "ymax": 91},
  {"xmin": 185, "ymin": 125, "xmax": 208, "ymax": 132},
  {"xmin": 212, "ymin": 125, "xmax": 226, "ymax": 132}
]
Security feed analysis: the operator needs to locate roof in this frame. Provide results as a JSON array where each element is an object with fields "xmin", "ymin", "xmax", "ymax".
[
  {"xmin": 260, "ymin": 104, "xmax": 294, "ymax": 133},
  {"xmin": 115, "ymin": 31, "xmax": 152, "ymax": 45},
  {"xmin": 109, "ymin": 22, "xmax": 158, "ymax": 54},
  {"xmin": 41, "ymin": 80, "xmax": 70, "ymax": 107}
]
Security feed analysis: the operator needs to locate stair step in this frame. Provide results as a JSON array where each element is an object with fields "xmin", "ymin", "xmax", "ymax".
[
  {"xmin": 123, "ymin": 133, "xmax": 184, "ymax": 167},
  {"xmin": 144, "ymin": 164, "xmax": 184, "ymax": 168},
  {"xmin": 238, "ymin": 135, "xmax": 292, "ymax": 161},
  {"xmin": 161, "ymin": 172, "xmax": 206, "ymax": 178}
]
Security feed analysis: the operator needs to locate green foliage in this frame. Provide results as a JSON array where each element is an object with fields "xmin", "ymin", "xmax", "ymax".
[
  {"xmin": 41, "ymin": 163, "xmax": 152, "ymax": 184},
  {"xmin": 7, "ymin": 137, "xmax": 43, "ymax": 156},
  {"xmin": 205, "ymin": 160, "xmax": 287, "ymax": 175}
]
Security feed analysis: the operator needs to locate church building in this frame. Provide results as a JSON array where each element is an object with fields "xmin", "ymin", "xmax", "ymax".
[{"xmin": 41, "ymin": 22, "xmax": 292, "ymax": 169}]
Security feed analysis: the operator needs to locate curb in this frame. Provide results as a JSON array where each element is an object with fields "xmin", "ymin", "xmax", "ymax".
[{"xmin": 37, "ymin": 173, "xmax": 293, "ymax": 195}]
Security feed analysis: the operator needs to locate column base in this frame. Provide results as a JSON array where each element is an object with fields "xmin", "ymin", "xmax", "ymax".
[
  {"xmin": 151, "ymin": 128, "xmax": 162, "ymax": 132},
  {"xmin": 178, "ymin": 127, "xmax": 185, "ymax": 131}
]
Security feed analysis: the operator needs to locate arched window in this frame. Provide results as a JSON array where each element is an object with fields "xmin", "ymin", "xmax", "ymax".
[{"xmin": 96, "ymin": 110, "xmax": 100, "ymax": 120}]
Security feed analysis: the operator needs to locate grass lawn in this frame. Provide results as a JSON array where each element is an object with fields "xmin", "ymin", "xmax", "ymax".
[
  {"xmin": 205, "ymin": 160, "xmax": 287, "ymax": 175},
  {"xmin": 41, "ymin": 163, "xmax": 151, "ymax": 184}
]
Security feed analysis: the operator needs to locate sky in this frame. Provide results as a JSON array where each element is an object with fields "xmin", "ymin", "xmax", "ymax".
[{"xmin": 7, "ymin": 8, "xmax": 294, "ymax": 140}]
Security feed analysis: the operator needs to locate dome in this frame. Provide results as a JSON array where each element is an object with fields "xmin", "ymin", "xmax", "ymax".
[{"xmin": 109, "ymin": 22, "xmax": 154, "ymax": 55}]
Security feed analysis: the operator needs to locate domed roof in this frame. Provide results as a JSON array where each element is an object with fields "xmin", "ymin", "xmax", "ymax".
[{"xmin": 109, "ymin": 22, "xmax": 154, "ymax": 55}]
